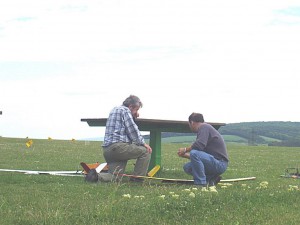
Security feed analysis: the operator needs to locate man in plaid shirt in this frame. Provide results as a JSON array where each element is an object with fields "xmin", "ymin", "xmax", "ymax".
[{"xmin": 99, "ymin": 95, "xmax": 152, "ymax": 182}]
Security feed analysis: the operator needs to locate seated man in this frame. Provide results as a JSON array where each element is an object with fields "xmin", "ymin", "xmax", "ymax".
[{"xmin": 177, "ymin": 113, "xmax": 229, "ymax": 187}]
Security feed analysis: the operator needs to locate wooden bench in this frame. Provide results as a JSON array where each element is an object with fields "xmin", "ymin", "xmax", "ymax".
[{"xmin": 81, "ymin": 118, "xmax": 225, "ymax": 171}]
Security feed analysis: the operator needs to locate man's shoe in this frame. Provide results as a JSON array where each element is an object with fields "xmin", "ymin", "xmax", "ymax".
[
  {"xmin": 209, "ymin": 175, "xmax": 222, "ymax": 186},
  {"xmin": 85, "ymin": 169, "xmax": 99, "ymax": 183}
]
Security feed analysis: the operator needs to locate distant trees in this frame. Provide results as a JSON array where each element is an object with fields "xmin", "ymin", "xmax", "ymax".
[
  {"xmin": 219, "ymin": 121, "xmax": 300, "ymax": 147},
  {"xmin": 143, "ymin": 122, "xmax": 300, "ymax": 147}
]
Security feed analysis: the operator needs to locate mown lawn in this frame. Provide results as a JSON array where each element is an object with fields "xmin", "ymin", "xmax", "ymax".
[{"xmin": 1, "ymin": 137, "xmax": 300, "ymax": 225}]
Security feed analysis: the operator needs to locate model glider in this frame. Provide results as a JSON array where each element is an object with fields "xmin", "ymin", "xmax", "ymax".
[{"xmin": 81, "ymin": 162, "xmax": 256, "ymax": 184}]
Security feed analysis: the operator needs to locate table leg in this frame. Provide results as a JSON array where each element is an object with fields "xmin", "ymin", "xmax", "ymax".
[{"xmin": 149, "ymin": 130, "xmax": 161, "ymax": 171}]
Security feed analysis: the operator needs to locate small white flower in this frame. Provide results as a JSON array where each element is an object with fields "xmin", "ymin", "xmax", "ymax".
[
  {"xmin": 182, "ymin": 189, "xmax": 191, "ymax": 192},
  {"xmin": 122, "ymin": 194, "xmax": 131, "ymax": 198},
  {"xmin": 159, "ymin": 195, "xmax": 166, "ymax": 200},
  {"xmin": 172, "ymin": 194, "xmax": 179, "ymax": 199},
  {"xmin": 288, "ymin": 185, "xmax": 299, "ymax": 191},
  {"xmin": 201, "ymin": 187, "xmax": 208, "ymax": 192},
  {"xmin": 209, "ymin": 186, "xmax": 218, "ymax": 193},
  {"xmin": 189, "ymin": 192, "xmax": 196, "ymax": 198},
  {"xmin": 259, "ymin": 181, "xmax": 269, "ymax": 189}
]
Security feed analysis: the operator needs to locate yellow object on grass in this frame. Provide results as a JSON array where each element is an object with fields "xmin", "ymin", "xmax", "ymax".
[{"xmin": 147, "ymin": 165, "xmax": 160, "ymax": 177}]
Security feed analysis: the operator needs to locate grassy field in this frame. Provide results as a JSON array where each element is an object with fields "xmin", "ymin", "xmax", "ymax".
[{"xmin": 1, "ymin": 137, "xmax": 300, "ymax": 225}]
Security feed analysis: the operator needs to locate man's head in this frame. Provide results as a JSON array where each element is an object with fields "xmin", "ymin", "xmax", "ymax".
[
  {"xmin": 123, "ymin": 95, "xmax": 143, "ymax": 119},
  {"xmin": 188, "ymin": 113, "xmax": 204, "ymax": 132}
]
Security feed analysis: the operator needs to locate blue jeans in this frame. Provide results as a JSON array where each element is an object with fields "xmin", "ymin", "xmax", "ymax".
[{"xmin": 183, "ymin": 150, "xmax": 228, "ymax": 185}]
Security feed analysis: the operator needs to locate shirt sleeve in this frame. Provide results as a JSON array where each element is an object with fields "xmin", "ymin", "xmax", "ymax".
[
  {"xmin": 123, "ymin": 110, "xmax": 145, "ymax": 145},
  {"xmin": 191, "ymin": 125, "xmax": 209, "ymax": 150}
]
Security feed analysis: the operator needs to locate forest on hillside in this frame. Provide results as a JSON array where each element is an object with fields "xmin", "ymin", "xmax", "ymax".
[
  {"xmin": 146, "ymin": 122, "xmax": 300, "ymax": 147},
  {"xmin": 218, "ymin": 121, "xmax": 300, "ymax": 147}
]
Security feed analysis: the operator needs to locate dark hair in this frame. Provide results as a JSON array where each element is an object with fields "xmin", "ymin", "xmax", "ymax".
[
  {"xmin": 122, "ymin": 95, "xmax": 143, "ymax": 108},
  {"xmin": 188, "ymin": 113, "xmax": 204, "ymax": 123}
]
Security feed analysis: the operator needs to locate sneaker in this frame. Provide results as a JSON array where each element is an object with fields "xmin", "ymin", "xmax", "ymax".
[
  {"xmin": 209, "ymin": 175, "xmax": 222, "ymax": 186},
  {"xmin": 85, "ymin": 169, "xmax": 99, "ymax": 183}
]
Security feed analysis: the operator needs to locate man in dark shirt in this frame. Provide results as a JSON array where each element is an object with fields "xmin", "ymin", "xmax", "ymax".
[{"xmin": 177, "ymin": 113, "xmax": 229, "ymax": 187}]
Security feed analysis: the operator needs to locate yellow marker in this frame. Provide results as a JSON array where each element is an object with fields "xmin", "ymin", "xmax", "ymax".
[
  {"xmin": 26, "ymin": 140, "xmax": 33, "ymax": 148},
  {"xmin": 147, "ymin": 165, "xmax": 160, "ymax": 177}
]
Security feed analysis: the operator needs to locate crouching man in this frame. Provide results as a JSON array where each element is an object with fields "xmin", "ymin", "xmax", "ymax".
[{"xmin": 177, "ymin": 113, "xmax": 229, "ymax": 187}]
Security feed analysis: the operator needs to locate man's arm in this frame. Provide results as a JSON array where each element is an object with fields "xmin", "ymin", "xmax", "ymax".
[{"xmin": 124, "ymin": 111, "xmax": 145, "ymax": 145}]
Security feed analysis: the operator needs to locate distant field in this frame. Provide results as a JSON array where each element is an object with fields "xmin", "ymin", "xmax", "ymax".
[
  {"xmin": 222, "ymin": 134, "xmax": 248, "ymax": 143},
  {"xmin": 162, "ymin": 134, "xmax": 250, "ymax": 145},
  {"xmin": 259, "ymin": 135, "xmax": 281, "ymax": 142},
  {"xmin": 161, "ymin": 135, "xmax": 195, "ymax": 143},
  {"xmin": 1, "ymin": 137, "xmax": 300, "ymax": 225},
  {"xmin": 162, "ymin": 134, "xmax": 282, "ymax": 146}
]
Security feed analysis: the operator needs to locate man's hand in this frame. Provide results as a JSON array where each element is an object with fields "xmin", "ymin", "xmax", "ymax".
[
  {"xmin": 177, "ymin": 148, "xmax": 190, "ymax": 159},
  {"xmin": 144, "ymin": 143, "xmax": 152, "ymax": 154},
  {"xmin": 177, "ymin": 147, "xmax": 186, "ymax": 157}
]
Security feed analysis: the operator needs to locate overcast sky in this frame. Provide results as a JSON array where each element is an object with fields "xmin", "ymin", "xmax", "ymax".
[{"xmin": 1, "ymin": 0, "xmax": 300, "ymax": 140}]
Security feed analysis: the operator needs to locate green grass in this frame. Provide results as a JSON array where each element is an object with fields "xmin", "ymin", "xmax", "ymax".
[{"xmin": 1, "ymin": 137, "xmax": 300, "ymax": 225}]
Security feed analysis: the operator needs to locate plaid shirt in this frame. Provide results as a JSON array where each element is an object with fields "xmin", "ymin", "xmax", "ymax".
[{"xmin": 102, "ymin": 106, "xmax": 145, "ymax": 147}]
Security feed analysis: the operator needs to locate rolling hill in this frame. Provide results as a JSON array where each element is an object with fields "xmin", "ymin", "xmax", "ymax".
[{"xmin": 151, "ymin": 121, "xmax": 300, "ymax": 147}]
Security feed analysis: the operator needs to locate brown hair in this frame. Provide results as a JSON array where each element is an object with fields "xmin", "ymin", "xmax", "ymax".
[{"xmin": 188, "ymin": 113, "xmax": 204, "ymax": 123}]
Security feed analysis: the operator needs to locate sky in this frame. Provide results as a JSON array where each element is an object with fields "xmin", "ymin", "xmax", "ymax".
[{"xmin": 1, "ymin": 0, "xmax": 300, "ymax": 140}]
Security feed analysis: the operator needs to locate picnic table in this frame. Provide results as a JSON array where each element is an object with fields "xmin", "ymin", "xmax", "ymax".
[{"xmin": 81, "ymin": 118, "xmax": 225, "ymax": 171}]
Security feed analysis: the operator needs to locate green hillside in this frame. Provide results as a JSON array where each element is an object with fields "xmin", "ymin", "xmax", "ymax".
[
  {"xmin": 219, "ymin": 121, "xmax": 300, "ymax": 146},
  {"xmin": 157, "ymin": 121, "xmax": 300, "ymax": 147}
]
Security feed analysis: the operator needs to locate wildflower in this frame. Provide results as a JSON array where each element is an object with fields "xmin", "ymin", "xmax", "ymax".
[
  {"xmin": 134, "ymin": 195, "xmax": 145, "ymax": 199},
  {"xmin": 182, "ymin": 189, "xmax": 191, "ymax": 192},
  {"xmin": 209, "ymin": 186, "xmax": 218, "ymax": 193},
  {"xmin": 159, "ymin": 195, "xmax": 166, "ymax": 200},
  {"xmin": 259, "ymin": 181, "xmax": 269, "ymax": 189},
  {"xmin": 288, "ymin": 185, "xmax": 299, "ymax": 191},
  {"xmin": 189, "ymin": 192, "xmax": 196, "ymax": 198},
  {"xmin": 122, "ymin": 194, "xmax": 131, "ymax": 198},
  {"xmin": 172, "ymin": 194, "xmax": 179, "ymax": 199},
  {"xmin": 192, "ymin": 188, "xmax": 198, "ymax": 191},
  {"xmin": 201, "ymin": 187, "xmax": 208, "ymax": 192},
  {"xmin": 169, "ymin": 192, "xmax": 175, "ymax": 195}
]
